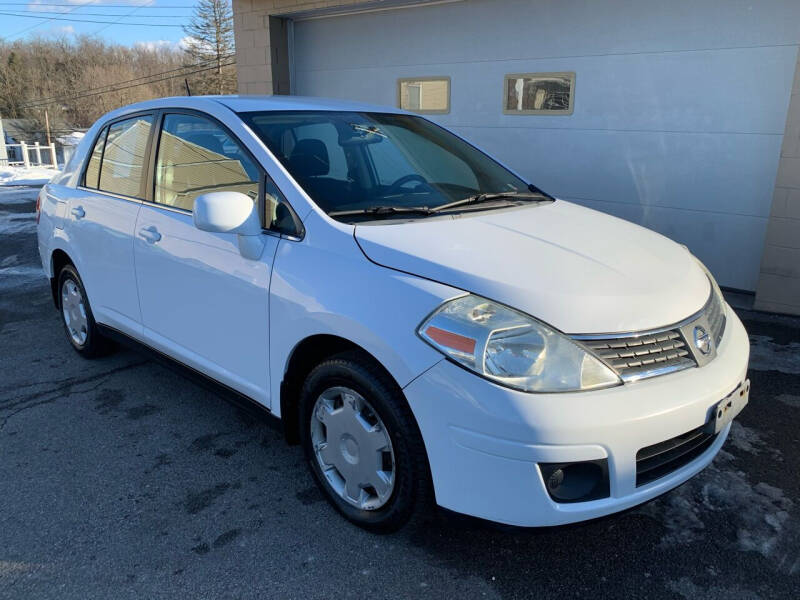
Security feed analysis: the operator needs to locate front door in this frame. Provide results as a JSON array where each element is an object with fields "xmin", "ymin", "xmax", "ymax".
[{"xmin": 133, "ymin": 112, "xmax": 277, "ymax": 404}]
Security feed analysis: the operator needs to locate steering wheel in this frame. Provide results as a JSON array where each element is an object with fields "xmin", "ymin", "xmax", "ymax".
[{"xmin": 385, "ymin": 174, "xmax": 429, "ymax": 196}]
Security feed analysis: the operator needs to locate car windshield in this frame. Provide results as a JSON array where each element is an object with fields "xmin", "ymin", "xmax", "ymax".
[{"xmin": 238, "ymin": 110, "xmax": 534, "ymax": 220}]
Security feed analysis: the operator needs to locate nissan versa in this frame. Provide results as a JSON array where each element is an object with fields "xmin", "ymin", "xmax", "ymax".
[{"xmin": 37, "ymin": 96, "xmax": 750, "ymax": 531}]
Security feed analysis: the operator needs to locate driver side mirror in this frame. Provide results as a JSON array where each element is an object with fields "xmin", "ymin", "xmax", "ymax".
[{"xmin": 193, "ymin": 191, "xmax": 265, "ymax": 260}]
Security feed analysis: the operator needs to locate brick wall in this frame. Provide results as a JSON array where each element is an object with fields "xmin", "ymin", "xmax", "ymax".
[{"xmin": 755, "ymin": 48, "xmax": 800, "ymax": 315}]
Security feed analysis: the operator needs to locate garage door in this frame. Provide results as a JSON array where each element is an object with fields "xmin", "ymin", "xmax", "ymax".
[{"xmin": 292, "ymin": 0, "xmax": 799, "ymax": 291}]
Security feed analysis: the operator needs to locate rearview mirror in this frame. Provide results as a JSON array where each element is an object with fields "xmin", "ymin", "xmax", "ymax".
[{"xmin": 193, "ymin": 191, "xmax": 264, "ymax": 260}]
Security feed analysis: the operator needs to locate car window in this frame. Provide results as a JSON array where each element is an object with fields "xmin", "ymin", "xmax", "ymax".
[
  {"xmin": 98, "ymin": 115, "xmax": 153, "ymax": 198},
  {"xmin": 83, "ymin": 126, "xmax": 108, "ymax": 189},
  {"xmin": 154, "ymin": 113, "xmax": 260, "ymax": 211},
  {"xmin": 240, "ymin": 111, "xmax": 528, "ymax": 218},
  {"xmin": 265, "ymin": 177, "xmax": 301, "ymax": 236}
]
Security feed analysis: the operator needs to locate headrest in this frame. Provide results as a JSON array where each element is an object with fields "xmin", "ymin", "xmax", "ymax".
[{"xmin": 288, "ymin": 139, "xmax": 329, "ymax": 178}]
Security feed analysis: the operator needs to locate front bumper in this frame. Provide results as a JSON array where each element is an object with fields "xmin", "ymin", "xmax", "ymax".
[{"xmin": 403, "ymin": 304, "xmax": 750, "ymax": 527}]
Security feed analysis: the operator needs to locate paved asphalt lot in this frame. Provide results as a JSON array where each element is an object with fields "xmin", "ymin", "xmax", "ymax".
[{"xmin": 1, "ymin": 185, "xmax": 798, "ymax": 599}]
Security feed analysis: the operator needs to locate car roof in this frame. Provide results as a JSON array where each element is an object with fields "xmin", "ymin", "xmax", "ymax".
[{"xmin": 101, "ymin": 95, "xmax": 408, "ymax": 121}]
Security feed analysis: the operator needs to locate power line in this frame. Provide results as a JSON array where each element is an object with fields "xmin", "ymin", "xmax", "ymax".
[
  {"xmin": 2, "ymin": 1, "xmax": 84, "ymax": 40},
  {"xmin": 0, "ymin": 2, "xmax": 194, "ymax": 7},
  {"xmin": 9, "ymin": 10, "xmax": 191, "ymax": 17},
  {"xmin": 91, "ymin": 2, "xmax": 146, "ymax": 36},
  {"xmin": 21, "ymin": 59, "xmax": 236, "ymax": 108},
  {"xmin": 0, "ymin": 11, "xmax": 185, "ymax": 25},
  {"xmin": 23, "ymin": 53, "xmax": 234, "ymax": 106}
]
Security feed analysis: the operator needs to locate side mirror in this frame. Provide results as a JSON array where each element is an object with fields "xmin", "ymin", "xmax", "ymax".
[{"xmin": 193, "ymin": 191, "xmax": 264, "ymax": 260}]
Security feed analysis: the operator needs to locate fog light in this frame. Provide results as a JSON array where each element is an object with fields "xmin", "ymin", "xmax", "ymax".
[{"xmin": 538, "ymin": 459, "xmax": 610, "ymax": 503}]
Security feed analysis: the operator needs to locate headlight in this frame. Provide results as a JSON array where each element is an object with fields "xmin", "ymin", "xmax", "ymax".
[{"xmin": 418, "ymin": 295, "xmax": 621, "ymax": 393}]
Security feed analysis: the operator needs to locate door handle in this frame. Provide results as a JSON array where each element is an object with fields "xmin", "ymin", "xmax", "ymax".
[
  {"xmin": 70, "ymin": 206, "xmax": 85, "ymax": 219},
  {"xmin": 138, "ymin": 226, "xmax": 162, "ymax": 244}
]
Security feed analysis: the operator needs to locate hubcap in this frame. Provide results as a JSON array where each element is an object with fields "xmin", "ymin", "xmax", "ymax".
[
  {"xmin": 61, "ymin": 279, "xmax": 88, "ymax": 346},
  {"xmin": 310, "ymin": 386, "xmax": 395, "ymax": 510}
]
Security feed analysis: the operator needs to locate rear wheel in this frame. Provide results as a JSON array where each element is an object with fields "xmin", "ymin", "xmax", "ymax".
[
  {"xmin": 57, "ymin": 264, "xmax": 112, "ymax": 358},
  {"xmin": 299, "ymin": 351, "xmax": 432, "ymax": 532}
]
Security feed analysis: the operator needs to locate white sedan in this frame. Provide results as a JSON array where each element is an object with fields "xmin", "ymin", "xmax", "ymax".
[{"xmin": 36, "ymin": 95, "xmax": 750, "ymax": 531}]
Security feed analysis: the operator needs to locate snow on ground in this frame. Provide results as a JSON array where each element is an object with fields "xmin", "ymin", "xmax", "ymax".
[
  {"xmin": 0, "ymin": 211, "xmax": 37, "ymax": 235},
  {"xmin": 0, "ymin": 165, "xmax": 60, "ymax": 187},
  {"xmin": 56, "ymin": 131, "xmax": 84, "ymax": 147},
  {"xmin": 749, "ymin": 334, "xmax": 800, "ymax": 375},
  {"xmin": 0, "ymin": 186, "xmax": 40, "ymax": 204},
  {"xmin": 638, "ymin": 444, "xmax": 795, "ymax": 567},
  {"xmin": 0, "ymin": 185, "xmax": 45, "ymax": 290}
]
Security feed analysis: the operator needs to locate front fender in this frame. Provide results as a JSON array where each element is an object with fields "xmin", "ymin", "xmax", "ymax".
[{"xmin": 268, "ymin": 212, "xmax": 459, "ymax": 416}]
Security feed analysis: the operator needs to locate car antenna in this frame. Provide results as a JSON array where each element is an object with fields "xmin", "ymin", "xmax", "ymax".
[{"xmin": 184, "ymin": 78, "xmax": 192, "ymax": 96}]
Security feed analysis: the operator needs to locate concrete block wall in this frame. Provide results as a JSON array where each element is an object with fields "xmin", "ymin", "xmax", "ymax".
[
  {"xmin": 755, "ymin": 49, "xmax": 800, "ymax": 315},
  {"xmin": 232, "ymin": 0, "xmax": 383, "ymax": 94}
]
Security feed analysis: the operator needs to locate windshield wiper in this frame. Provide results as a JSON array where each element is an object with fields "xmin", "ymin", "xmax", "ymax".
[
  {"xmin": 430, "ymin": 191, "xmax": 551, "ymax": 213},
  {"xmin": 328, "ymin": 205, "xmax": 434, "ymax": 218},
  {"xmin": 328, "ymin": 191, "xmax": 551, "ymax": 219}
]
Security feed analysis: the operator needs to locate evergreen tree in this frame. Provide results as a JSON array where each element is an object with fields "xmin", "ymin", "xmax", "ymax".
[{"xmin": 183, "ymin": 0, "xmax": 236, "ymax": 95}]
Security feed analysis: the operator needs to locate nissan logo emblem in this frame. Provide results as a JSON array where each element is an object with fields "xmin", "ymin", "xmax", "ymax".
[{"xmin": 694, "ymin": 326, "xmax": 712, "ymax": 355}]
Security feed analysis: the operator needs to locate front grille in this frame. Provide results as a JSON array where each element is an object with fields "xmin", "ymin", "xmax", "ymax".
[
  {"xmin": 573, "ymin": 278, "xmax": 727, "ymax": 383},
  {"xmin": 581, "ymin": 330, "xmax": 694, "ymax": 382},
  {"xmin": 636, "ymin": 425, "xmax": 718, "ymax": 487}
]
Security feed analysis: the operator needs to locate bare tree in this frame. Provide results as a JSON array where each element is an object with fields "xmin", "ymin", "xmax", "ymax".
[
  {"xmin": 0, "ymin": 36, "xmax": 188, "ymax": 132},
  {"xmin": 183, "ymin": 0, "xmax": 236, "ymax": 95}
]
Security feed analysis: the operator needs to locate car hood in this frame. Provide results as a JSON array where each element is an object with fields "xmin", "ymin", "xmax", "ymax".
[{"xmin": 354, "ymin": 200, "xmax": 710, "ymax": 334}]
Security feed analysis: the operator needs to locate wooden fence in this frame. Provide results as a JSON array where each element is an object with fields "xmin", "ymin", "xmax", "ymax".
[{"xmin": 1, "ymin": 141, "xmax": 58, "ymax": 168}]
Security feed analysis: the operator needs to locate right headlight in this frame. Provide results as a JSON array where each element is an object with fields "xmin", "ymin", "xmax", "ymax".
[{"xmin": 417, "ymin": 295, "xmax": 621, "ymax": 393}]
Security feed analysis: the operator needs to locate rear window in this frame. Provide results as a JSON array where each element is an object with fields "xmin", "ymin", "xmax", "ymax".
[
  {"xmin": 83, "ymin": 126, "xmax": 107, "ymax": 189},
  {"xmin": 91, "ymin": 115, "xmax": 153, "ymax": 198}
]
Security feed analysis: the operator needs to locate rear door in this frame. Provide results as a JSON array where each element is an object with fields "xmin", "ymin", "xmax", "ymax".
[
  {"xmin": 64, "ymin": 113, "xmax": 154, "ymax": 336},
  {"xmin": 133, "ymin": 111, "xmax": 279, "ymax": 403}
]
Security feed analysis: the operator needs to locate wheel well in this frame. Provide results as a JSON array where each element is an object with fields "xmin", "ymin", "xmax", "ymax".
[
  {"xmin": 280, "ymin": 335, "xmax": 394, "ymax": 445},
  {"xmin": 50, "ymin": 249, "xmax": 73, "ymax": 307}
]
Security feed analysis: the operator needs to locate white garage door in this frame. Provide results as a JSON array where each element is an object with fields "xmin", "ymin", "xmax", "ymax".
[{"xmin": 292, "ymin": 0, "xmax": 800, "ymax": 291}]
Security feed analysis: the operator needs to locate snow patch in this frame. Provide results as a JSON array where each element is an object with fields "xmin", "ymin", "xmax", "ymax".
[
  {"xmin": 0, "ymin": 186, "xmax": 39, "ymax": 205},
  {"xmin": 727, "ymin": 421, "xmax": 781, "ymax": 459},
  {"xmin": 1, "ymin": 254, "xmax": 19, "ymax": 267},
  {"xmin": 0, "ymin": 166, "xmax": 60, "ymax": 187},
  {"xmin": 749, "ymin": 334, "xmax": 800, "ymax": 374},
  {"xmin": 0, "ymin": 265, "xmax": 46, "ymax": 290},
  {"xmin": 56, "ymin": 131, "xmax": 84, "ymax": 147},
  {"xmin": 0, "ymin": 211, "xmax": 36, "ymax": 235},
  {"xmin": 638, "ymin": 445, "xmax": 796, "ymax": 568}
]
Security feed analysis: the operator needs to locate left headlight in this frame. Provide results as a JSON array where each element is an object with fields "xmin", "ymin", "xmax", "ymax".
[{"xmin": 417, "ymin": 295, "xmax": 621, "ymax": 393}]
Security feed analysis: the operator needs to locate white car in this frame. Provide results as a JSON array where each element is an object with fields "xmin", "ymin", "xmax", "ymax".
[{"xmin": 37, "ymin": 96, "xmax": 750, "ymax": 531}]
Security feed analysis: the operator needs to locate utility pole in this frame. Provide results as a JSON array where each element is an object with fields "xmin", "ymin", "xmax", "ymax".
[
  {"xmin": 0, "ymin": 116, "xmax": 8, "ymax": 166},
  {"xmin": 44, "ymin": 109, "xmax": 52, "ymax": 146}
]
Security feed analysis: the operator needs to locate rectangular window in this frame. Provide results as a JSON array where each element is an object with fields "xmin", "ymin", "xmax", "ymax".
[
  {"xmin": 154, "ymin": 113, "xmax": 260, "ymax": 211},
  {"xmin": 397, "ymin": 77, "xmax": 450, "ymax": 114},
  {"xmin": 98, "ymin": 115, "xmax": 153, "ymax": 197},
  {"xmin": 83, "ymin": 126, "xmax": 107, "ymax": 189},
  {"xmin": 503, "ymin": 72, "xmax": 575, "ymax": 115}
]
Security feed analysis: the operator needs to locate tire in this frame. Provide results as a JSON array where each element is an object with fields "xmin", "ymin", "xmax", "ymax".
[
  {"xmin": 57, "ymin": 264, "xmax": 113, "ymax": 358},
  {"xmin": 299, "ymin": 350, "xmax": 432, "ymax": 532}
]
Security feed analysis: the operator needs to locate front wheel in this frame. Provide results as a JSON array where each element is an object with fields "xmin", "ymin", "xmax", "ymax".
[{"xmin": 299, "ymin": 351, "xmax": 432, "ymax": 532}]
